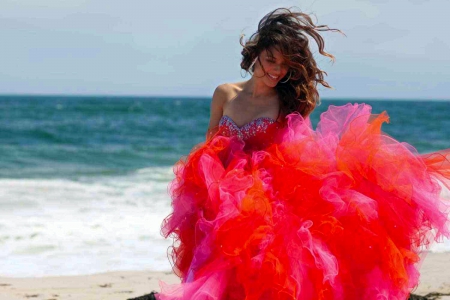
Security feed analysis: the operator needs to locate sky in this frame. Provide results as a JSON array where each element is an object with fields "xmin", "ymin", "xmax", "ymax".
[{"xmin": 1, "ymin": 0, "xmax": 449, "ymax": 99}]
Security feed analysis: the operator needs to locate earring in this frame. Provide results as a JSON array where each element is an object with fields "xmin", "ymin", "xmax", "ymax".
[
  {"xmin": 249, "ymin": 57, "xmax": 258, "ymax": 72},
  {"xmin": 280, "ymin": 71, "xmax": 292, "ymax": 83}
]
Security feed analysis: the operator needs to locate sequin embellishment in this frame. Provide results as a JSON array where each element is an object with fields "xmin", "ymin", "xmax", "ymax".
[{"xmin": 219, "ymin": 115, "xmax": 276, "ymax": 140}]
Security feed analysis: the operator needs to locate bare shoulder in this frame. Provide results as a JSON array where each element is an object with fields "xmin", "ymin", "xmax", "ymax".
[
  {"xmin": 206, "ymin": 81, "xmax": 247, "ymax": 137},
  {"xmin": 213, "ymin": 81, "xmax": 245, "ymax": 104},
  {"xmin": 213, "ymin": 83, "xmax": 237, "ymax": 102},
  {"xmin": 212, "ymin": 84, "xmax": 230, "ymax": 104}
]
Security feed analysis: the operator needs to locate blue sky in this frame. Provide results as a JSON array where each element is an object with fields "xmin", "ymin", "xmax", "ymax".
[{"xmin": 1, "ymin": 0, "xmax": 449, "ymax": 99}]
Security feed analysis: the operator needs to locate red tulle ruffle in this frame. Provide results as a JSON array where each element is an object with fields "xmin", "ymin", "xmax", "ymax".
[{"xmin": 159, "ymin": 103, "xmax": 450, "ymax": 300}]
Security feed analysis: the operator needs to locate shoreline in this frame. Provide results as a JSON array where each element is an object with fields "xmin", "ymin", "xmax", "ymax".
[{"xmin": 1, "ymin": 252, "xmax": 450, "ymax": 300}]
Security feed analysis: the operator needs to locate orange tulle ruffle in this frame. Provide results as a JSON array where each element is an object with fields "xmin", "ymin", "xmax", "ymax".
[{"xmin": 159, "ymin": 103, "xmax": 450, "ymax": 300}]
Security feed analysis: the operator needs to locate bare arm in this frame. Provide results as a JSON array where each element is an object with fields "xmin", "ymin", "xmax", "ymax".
[{"xmin": 206, "ymin": 84, "xmax": 228, "ymax": 140}]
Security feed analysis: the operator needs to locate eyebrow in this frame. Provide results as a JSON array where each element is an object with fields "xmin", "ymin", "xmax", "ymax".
[{"xmin": 265, "ymin": 55, "xmax": 284, "ymax": 63}]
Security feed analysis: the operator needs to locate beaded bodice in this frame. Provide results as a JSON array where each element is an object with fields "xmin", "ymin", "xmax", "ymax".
[{"xmin": 219, "ymin": 115, "xmax": 276, "ymax": 140}]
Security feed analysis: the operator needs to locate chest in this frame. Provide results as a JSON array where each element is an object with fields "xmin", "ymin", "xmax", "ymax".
[
  {"xmin": 223, "ymin": 95, "xmax": 280, "ymax": 128},
  {"xmin": 218, "ymin": 115, "xmax": 278, "ymax": 141}
]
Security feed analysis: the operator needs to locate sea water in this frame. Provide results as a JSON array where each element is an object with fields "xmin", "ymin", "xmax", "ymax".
[{"xmin": 0, "ymin": 95, "xmax": 449, "ymax": 277}]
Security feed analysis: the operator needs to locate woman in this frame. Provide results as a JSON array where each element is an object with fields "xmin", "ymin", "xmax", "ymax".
[{"xmin": 157, "ymin": 7, "xmax": 450, "ymax": 300}]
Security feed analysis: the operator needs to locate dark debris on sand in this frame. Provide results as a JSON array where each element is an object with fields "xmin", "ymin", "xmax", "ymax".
[
  {"xmin": 409, "ymin": 292, "xmax": 450, "ymax": 300},
  {"xmin": 127, "ymin": 291, "xmax": 157, "ymax": 300}
]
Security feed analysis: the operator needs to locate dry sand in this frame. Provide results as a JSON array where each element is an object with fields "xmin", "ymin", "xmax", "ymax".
[{"xmin": 1, "ymin": 252, "xmax": 450, "ymax": 300}]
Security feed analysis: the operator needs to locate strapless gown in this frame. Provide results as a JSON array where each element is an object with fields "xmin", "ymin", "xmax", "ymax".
[{"xmin": 157, "ymin": 103, "xmax": 450, "ymax": 300}]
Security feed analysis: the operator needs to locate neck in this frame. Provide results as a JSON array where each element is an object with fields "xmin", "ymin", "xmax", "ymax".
[{"xmin": 243, "ymin": 77, "xmax": 277, "ymax": 99}]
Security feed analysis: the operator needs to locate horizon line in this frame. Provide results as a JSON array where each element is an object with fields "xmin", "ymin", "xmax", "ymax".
[{"xmin": 0, "ymin": 93, "xmax": 449, "ymax": 102}]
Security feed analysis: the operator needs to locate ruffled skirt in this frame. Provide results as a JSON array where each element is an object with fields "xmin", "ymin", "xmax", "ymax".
[{"xmin": 158, "ymin": 103, "xmax": 450, "ymax": 300}]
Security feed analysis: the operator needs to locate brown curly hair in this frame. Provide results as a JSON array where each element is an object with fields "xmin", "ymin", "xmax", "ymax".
[{"xmin": 240, "ymin": 7, "xmax": 343, "ymax": 117}]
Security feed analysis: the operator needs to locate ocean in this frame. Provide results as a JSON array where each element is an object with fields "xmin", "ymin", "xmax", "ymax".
[{"xmin": 1, "ymin": 95, "xmax": 449, "ymax": 277}]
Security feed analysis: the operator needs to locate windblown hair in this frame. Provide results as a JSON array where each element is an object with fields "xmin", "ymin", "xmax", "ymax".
[{"xmin": 240, "ymin": 7, "xmax": 343, "ymax": 117}]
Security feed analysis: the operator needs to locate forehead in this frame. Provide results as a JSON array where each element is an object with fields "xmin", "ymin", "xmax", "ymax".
[{"xmin": 264, "ymin": 47, "xmax": 284, "ymax": 59}]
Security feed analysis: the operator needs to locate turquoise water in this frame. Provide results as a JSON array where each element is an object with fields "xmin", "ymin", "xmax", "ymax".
[
  {"xmin": 0, "ymin": 95, "xmax": 449, "ymax": 277},
  {"xmin": 1, "ymin": 95, "xmax": 449, "ymax": 178}
]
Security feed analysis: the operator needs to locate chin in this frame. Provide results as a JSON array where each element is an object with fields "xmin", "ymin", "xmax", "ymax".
[{"xmin": 264, "ymin": 77, "xmax": 279, "ymax": 87}]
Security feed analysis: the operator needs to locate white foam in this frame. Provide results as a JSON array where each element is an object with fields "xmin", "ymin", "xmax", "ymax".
[
  {"xmin": 1, "ymin": 166, "xmax": 449, "ymax": 277},
  {"xmin": 0, "ymin": 167, "xmax": 175, "ymax": 277}
]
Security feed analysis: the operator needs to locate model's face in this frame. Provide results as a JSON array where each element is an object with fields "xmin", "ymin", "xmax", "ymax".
[{"xmin": 253, "ymin": 47, "xmax": 289, "ymax": 87}]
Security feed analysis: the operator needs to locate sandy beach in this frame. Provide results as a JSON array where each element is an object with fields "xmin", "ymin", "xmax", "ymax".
[{"xmin": 0, "ymin": 252, "xmax": 449, "ymax": 300}]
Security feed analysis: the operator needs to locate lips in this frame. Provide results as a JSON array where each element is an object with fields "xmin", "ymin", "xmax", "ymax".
[{"xmin": 267, "ymin": 73, "xmax": 279, "ymax": 81}]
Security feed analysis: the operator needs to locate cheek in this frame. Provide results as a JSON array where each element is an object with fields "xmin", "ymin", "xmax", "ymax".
[{"xmin": 259, "ymin": 61, "xmax": 271, "ymax": 72}]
